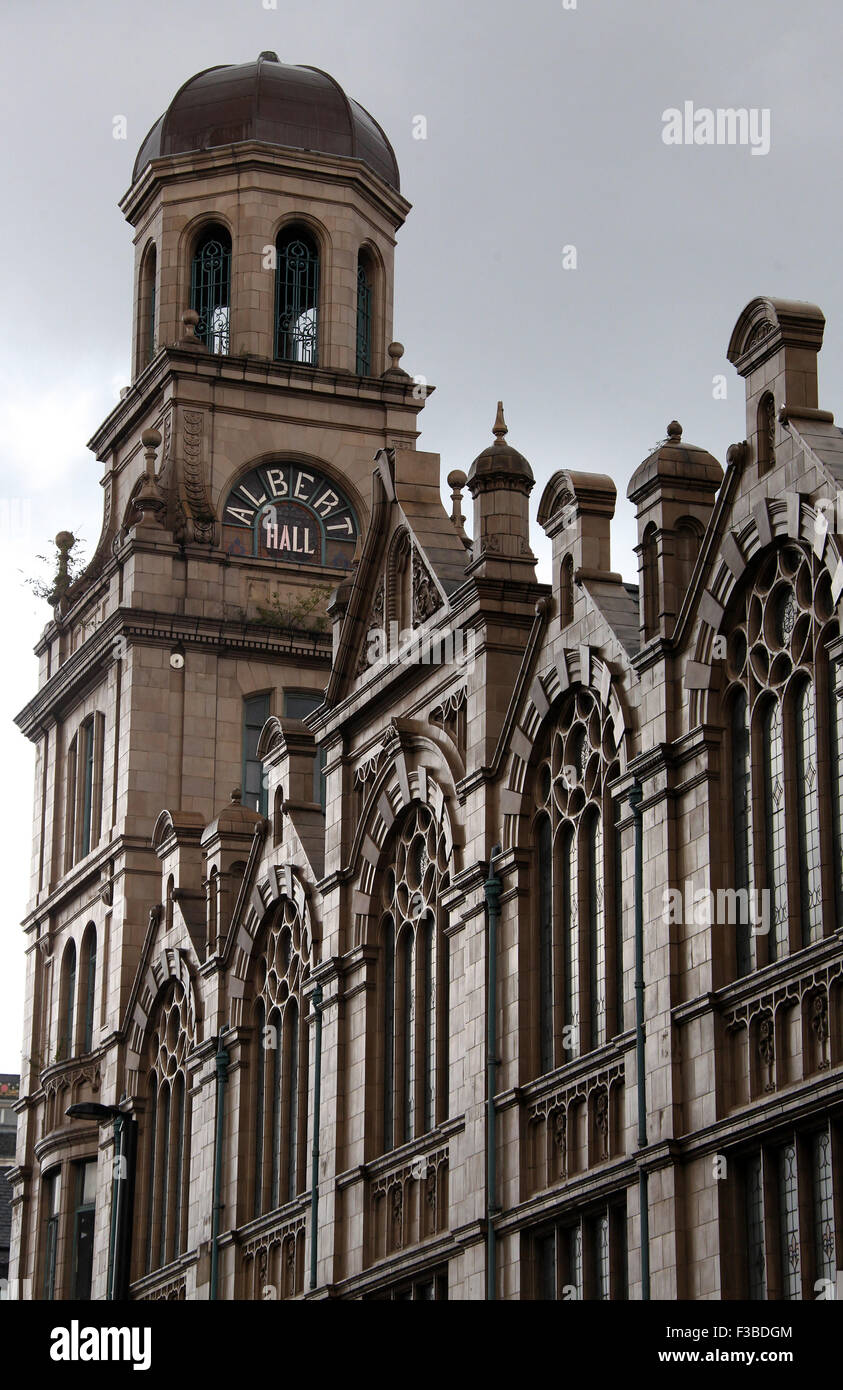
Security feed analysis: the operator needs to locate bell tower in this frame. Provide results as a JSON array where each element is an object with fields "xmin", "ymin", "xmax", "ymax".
[{"xmin": 12, "ymin": 55, "xmax": 428, "ymax": 1299}]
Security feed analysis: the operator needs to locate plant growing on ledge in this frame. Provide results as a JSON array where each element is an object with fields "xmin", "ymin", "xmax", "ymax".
[
  {"xmin": 254, "ymin": 583, "xmax": 332, "ymax": 634},
  {"xmin": 23, "ymin": 531, "xmax": 87, "ymax": 606}
]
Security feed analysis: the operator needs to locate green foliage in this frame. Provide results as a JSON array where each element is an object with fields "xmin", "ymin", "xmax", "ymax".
[{"xmin": 255, "ymin": 584, "xmax": 331, "ymax": 634}]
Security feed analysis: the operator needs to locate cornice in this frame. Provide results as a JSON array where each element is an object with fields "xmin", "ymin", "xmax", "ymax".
[{"xmin": 16, "ymin": 607, "xmax": 332, "ymax": 740}]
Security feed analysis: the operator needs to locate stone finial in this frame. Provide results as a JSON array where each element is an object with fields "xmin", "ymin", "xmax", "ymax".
[
  {"xmin": 382, "ymin": 341, "xmax": 411, "ymax": 382},
  {"xmin": 135, "ymin": 427, "xmax": 165, "ymax": 518},
  {"xmin": 666, "ymin": 420, "xmax": 682, "ymax": 441},
  {"xmin": 141, "ymin": 428, "xmax": 162, "ymax": 477},
  {"xmin": 447, "ymin": 469, "xmax": 470, "ymax": 546},
  {"xmin": 52, "ymin": 531, "xmax": 76, "ymax": 604},
  {"xmin": 259, "ymin": 50, "xmax": 279, "ymax": 61},
  {"xmin": 493, "ymin": 401, "xmax": 508, "ymax": 443},
  {"xmin": 230, "ymin": 788, "xmax": 242, "ymax": 804}
]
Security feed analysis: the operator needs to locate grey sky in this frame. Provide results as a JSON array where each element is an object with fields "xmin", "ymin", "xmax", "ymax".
[{"xmin": 1, "ymin": 0, "xmax": 841, "ymax": 1066}]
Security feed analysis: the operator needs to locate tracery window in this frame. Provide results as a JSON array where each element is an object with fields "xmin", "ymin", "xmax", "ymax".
[
  {"xmin": 533, "ymin": 689, "xmax": 622, "ymax": 1073},
  {"xmin": 275, "ymin": 228, "xmax": 319, "ymax": 365},
  {"xmin": 190, "ymin": 225, "xmax": 231, "ymax": 355},
  {"xmin": 252, "ymin": 899, "xmax": 310, "ymax": 1216},
  {"xmin": 141, "ymin": 982, "xmax": 194, "ymax": 1274},
  {"xmin": 378, "ymin": 804, "xmax": 450, "ymax": 1153},
  {"xmin": 726, "ymin": 544, "xmax": 838, "ymax": 976}
]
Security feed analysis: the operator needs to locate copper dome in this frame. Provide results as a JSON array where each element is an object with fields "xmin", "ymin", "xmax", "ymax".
[{"xmin": 132, "ymin": 53, "xmax": 400, "ymax": 191}]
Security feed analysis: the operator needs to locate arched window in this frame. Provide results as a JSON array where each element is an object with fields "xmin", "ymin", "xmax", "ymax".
[
  {"xmin": 190, "ymin": 225, "xmax": 231, "ymax": 355},
  {"xmin": 560, "ymin": 553, "xmax": 574, "ymax": 628},
  {"xmin": 378, "ymin": 804, "xmax": 450, "ymax": 1153},
  {"xmin": 275, "ymin": 228, "xmax": 319, "ymax": 365},
  {"xmin": 251, "ymin": 898, "xmax": 310, "ymax": 1215},
  {"xmin": 79, "ymin": 925, "xmax": 97, "ymax": 1054},
  {"xmin": 356, "ymin": 250, "xmax": 373, "ymax": 375},
  {"xmin": 795, "ymin": 679, "xmax": 822, "ymax": 946},
  {"xmin": 532, "ymin": 688, "xmax": 621, "ymax": 1075},
  {"xmin": 829, "ymin": 659, "xmax": 843, "ymax": 922},
  {"xmin": 138, "ymin": 243, "xmax": 157, "ymax": 366},
  {"xmin": 725, "ymin": 544, "xmax": 839, "ymax": 976},
  {"xmin": 762, "ymin": 698, "xmax": 788, "ymax": 962},
  {"xmin": 537, "ymin": 814, "xmax": 553, "ymax": 1075},
  {"xmin": 207, "ymin": 868, "xmax": 219, "ymax": 957},
  {"xmin": 59, "ymin": 940, "xmax": 76, "ymax": 1061},
  {"xmin": 586, "ymin": 812, "xmax": 605, "ymax": 1051},
  {"xmin": 731, "ymin": 689, "xmax": 754, "ymax": 977},
  {"xmin": 642, "ymin": 524, "xmax": 658, "ymax": 640},
  {"xmin": 674, "ymin": 518, "xmax": 702, "ymax": 608},
  {"xmin": 141, "ymin": 982, "xmax": 193, "ymax": 1275},
  {"xmin": 757, "ymin": 392, "xmax": 776, "ymax": 474}
]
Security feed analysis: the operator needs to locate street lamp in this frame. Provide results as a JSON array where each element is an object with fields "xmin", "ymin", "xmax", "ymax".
[{"xmin": 66, "ymin": 1101, "xmax": 137, "ymax": 1300}]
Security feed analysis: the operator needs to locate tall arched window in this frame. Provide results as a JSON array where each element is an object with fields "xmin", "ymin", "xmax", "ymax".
[
  {"xmin": 560, "ymin": 553, "xmax": 574, "ymax": 628},
  {"xmin": 79, "ymin": 925, "xmax": 97, "ymax": 1054},
  {"xmin": 532, "ymin": 688, "xmax": 622, "ymax": 1074},
  {"xmin": 537, "ymin": 813, "xmax": 553, "ymax": 1075},
  {"xmin": 356, "ymin": 250, "xmax": 373, "ymax": 375},
  {"xmin": 378, "ymin": 804, "xmax": 450, "ymax": 1153},
  {"xmin": 731, "ymin": 689, "xmax": 754, "ymax": 977},
  {"xmin": 141, "ymin": 981, "xmax": 193, "ymax": 1274},
  {"xmin": 795, "ymin": 678, "xmax": 822, "ymax": 945},
  {"xmin": 251, "ymin": 898, "xmax": 310, "ymax": 1215},
  {"xmin": 674, "ymin": 518, "xmax": 702, "ymax": 608},
  {"xmin": 725, "ymin": 543, "xmax": 839, "ymax": 975},
  {"xmin": 59, "ymin": 940, "xmax": 76, "ymax": 1061},
  {"xmin": 757, "ymin": 392, "xmax": 776, "ymax": 475},
  {"xmin": 761, "ymin": 697, "xmax": 788, "ymax": 962},
  {"xmin": 642, "ymin": 524, "xmax": 658, "ymax": 640},
  {"xmin": 586, "ymin": 812, "xmax": 606, "ymax": 1051},
  {"xmin": 275, "ymin": 228, "xmax": 319, "ymax": 365},
  {"xmin": 190, "ymin": 225, "xmax": 231, "ymax": 355},
  {"xmin": 138, "ymin": 242, "xmax": 157, "ymax": 366}
]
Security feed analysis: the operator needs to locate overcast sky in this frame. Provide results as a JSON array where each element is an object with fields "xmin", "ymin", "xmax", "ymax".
[{"xmin": 1, "ymin": 0, "xmax": 841, "ymax": 1069}]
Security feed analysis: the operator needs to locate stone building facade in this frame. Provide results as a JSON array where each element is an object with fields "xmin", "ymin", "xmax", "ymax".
[{"xmin": 8, "ymin": 55, "xmax": 843, "ymax": 1302}]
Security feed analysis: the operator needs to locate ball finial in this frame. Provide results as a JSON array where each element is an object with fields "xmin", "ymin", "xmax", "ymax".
[{"xmin": 666, "ymin": 420, "xmax": 682, "ymax": 440}]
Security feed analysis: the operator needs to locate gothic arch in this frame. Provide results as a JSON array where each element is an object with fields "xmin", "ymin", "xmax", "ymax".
[
  {"xmin": 223, "ymin": 864, "xmax": 318, "ymax": 1027},
  {"xmin": 500, "ymin": 644, "xmax": 631, "ymax": 852},
  {"xmin": 125, "ymin": 948, "xmax": 202, "ymax": 1086},
  {"xmin": 346, "ymin": 737, "xmax": 460, "ymax": 949},
  {"xmin": 687, "ymin": 494, "xmax": 843, "ymax": 727}
]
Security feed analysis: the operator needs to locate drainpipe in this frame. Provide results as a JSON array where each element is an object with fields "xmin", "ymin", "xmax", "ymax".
[
  {"xmin": 107, "ymin": 1113, "xmax": 124, "ymax": 1300},
  {"xmin": 309, "ymin": 982, "xmax": 323, "ymax": 1292},
  {"xmin": 210, "ymin": 1029, "xmax": 230, "ymax": 1301},
  {"xmin": 484, "ymin": 845, "xmax": 502, "ymax": 1302},
  {"xmin": 628, "ymin": 783, "xmax": 650, "ymax": 1301}
]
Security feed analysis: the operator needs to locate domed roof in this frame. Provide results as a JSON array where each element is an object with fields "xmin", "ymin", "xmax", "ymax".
[
  {"xmin": 467, "ymin": 403, "xmax": 534, "ymax": 489},
  {"xmin": 627, "ymin": 420, "xmax": 723, "ymax": 503},
  {"xmin": 132, "ymin": 53, "xmax": 400, "ymax": 191}
]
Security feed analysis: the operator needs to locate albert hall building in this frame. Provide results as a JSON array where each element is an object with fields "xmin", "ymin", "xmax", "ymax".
[{"xmin": 8, "ymin": 55, "xmax": 843, "ymax": 1302}]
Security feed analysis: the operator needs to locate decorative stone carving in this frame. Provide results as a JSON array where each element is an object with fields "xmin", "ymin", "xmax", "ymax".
[
  {"xmin": 811, "ymin": 993, "xmax": 830, "ymax": 1070},
  {"xmin": 412, "ymin": 549, "xmax": 442, "ymax": 625},
  {"xmin": 758, "ymin": 1015, "xmax": 775, "ymax": 1091}
]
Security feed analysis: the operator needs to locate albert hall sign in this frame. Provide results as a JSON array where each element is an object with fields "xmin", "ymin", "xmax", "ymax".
[{"xmin": 221, "ymin": 461, "xmax": 359, "ymax": 569}]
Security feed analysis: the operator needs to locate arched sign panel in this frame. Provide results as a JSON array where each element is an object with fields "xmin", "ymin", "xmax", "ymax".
[{"xmin": 221, "ymin": 462, "xmax": 358, "ymax": 570}]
